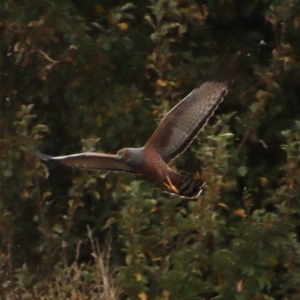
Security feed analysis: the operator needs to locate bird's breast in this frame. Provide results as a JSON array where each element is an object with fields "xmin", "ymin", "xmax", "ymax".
[{"xmin": 139, "ymin": 151, "xmax": 168, "ymax": 181}]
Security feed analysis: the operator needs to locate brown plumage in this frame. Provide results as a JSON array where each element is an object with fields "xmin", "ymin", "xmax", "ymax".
[{"xmin": 30, "ymin": 58, "xmax": 239, "ymax": 198}]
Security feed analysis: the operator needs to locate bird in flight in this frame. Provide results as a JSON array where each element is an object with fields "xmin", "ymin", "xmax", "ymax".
[{"xmin": 30, "ymin": 60, "xmax": 238, "ymax": 198}]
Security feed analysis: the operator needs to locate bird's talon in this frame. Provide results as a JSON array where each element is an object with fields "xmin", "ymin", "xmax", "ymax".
[{"xmin": 164, "ymin": 176, "xmax": 179, "ymax": 194}]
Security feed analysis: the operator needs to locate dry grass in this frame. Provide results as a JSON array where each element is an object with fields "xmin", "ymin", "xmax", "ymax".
[{"xmin": 2, "ymin": 227, "xmax": 118, "ymax": 300}]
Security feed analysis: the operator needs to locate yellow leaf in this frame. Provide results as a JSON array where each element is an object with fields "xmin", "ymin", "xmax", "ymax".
[
  {"xmin": 156, "ymin": 78, "xmax": 167, "ymax": 86},
  {"xmin": 43, "ymin": 191, "xmax": 52, "ymax": 200},
  {"xmin": 117, "ymin": 22, "xmax": 129, "ymax": 30},
  {"xmin": 218, "ymin": 203, "xmax": 229, "ymax": 210},
  {"xmin": 256, "ymin": 90, "xmax": 268, "ymax": 100},
  {"xmin": 27, "ymin": 19, "xmax": 44, "ymax": 27},
  {"xmin": 234, "ymin": 209, "xmax": 247, "ymax": 218},
  {"xmin": 163, "ymin": 290, "xmax": 171, "ymax": 299},
  {"xmin": 138, "ymin": 293, "xmax": 147, "ymax": 300},
  {"xmin": 259, "ymin": 177, "xmax": 268, "ymax": 188},
  {"xmin": 14, "ymin": 42, "xmax": 21, "ymax": 53},
  {"xmin": 125, "ymin": 253, "xmax": 133, "ymax": 265},
  {"xmin": 22, "ymin": 191, "xmax": 30, "ymax": 199},
  {"xmin": 236, "ymin": 279, "xmax": 243, "ymax": 292},
  {"xmin": 150, "ymin": 206, "xmax": 158, "ymax": 212},
  {"xmin": 135, "ymin": 273, "xmax": 142, "ymax": 281},
  {"xmin": 103, "ymin": 217, "xmax": 116, "ymax": 229}
]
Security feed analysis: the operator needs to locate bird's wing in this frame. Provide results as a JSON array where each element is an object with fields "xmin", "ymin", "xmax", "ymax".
[
  {"xmin": 29, "ymin": 150, "xmax": 136, "ymax": 173},
  {"xmin": 144, "ymin": 61, "xmax": 239, "ymax": 163}
]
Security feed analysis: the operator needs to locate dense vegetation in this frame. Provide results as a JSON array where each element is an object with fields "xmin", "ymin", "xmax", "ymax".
[{"xmin": 1, "ymin": 0, "xmax": 300, "ymax": 299}]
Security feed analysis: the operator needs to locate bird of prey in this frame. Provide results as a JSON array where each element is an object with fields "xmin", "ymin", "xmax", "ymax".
[{"xmin": 30, "ymin": 60, "xmax": 238, "ymax": 198}]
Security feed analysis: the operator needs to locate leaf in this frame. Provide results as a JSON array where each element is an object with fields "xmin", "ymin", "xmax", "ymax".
[
  {"xmin": 150, "ymin": 206, "xmax": 158, "ymax": 212},
  {"xmin": 27, "ymin": 19, "xmax": 44, "ymax": 27},
  {"xmin": 92, "ymin": 22, "xmax": 104, "ymax": 30},
  {"xmin": 125, "ymin": 253, "xmax": 133, "ymax": 265},
  {"xmin": 236, "ymin": 279, "xmax": 243, "ymax": 292},
  {"xmin": 117, "ymin": 22, "xmax": 129, "ymax": 30},
  {"xmin": 121, "ymin": 3, "xmax": 134, "ymax": 11},
  {"xmin": 13, "ymin": 42, "xmax": 22, "ymax": 53},
  {"xmin": 218, "ymin": 203, "xmax": 229, "ymax": 210},
  {"xmin": 163, "ymin": 291, "xmax": 171, "ymax": 299},
  {"xmin": 237, "ymin": 166, "xmax": 247, "ymax": 177},
  {"xmin": 92, "ymin": 190, "xmax": 100, "ymax": 199},
  {"xmin": 3, "ymin": 169, "xmax": 13, "ymax": 178},
  {"xmin": 246, "ymin": 268, "xmax": 255, "ymax": 276},
  {"xmin": 33, "ymin": 124, "xmax": 50, "ymax": 133},
  {"xmin": 135, "ymin": 273, "xmax": 142, "ymax": 281},
  {"xmin": 156, "ymin": 78, "xmax": 167, "ymax": 86},
  {"xmin": 43, "ymin": 191, "xmax": 52, "ymax": 200},
  {"xmin": 144, "ymin": 15, "xmax": 155, "ymax": 28},
  {"xmin": 150, "ymin": 32, "xmax": 159, "ymax": 43},
  {"xmin": 161, "ymin": 22, "xmax": 179, "ymax": 33},
  {"xmin": 256, "ymin": 90, "xmax": 268, "ymax": 101},
  {"xmin": 178, "ymin": 24, "xmax": 187, "ymax": 36},
  {"xmin": 234, "ymin": 209, "xmax": 246, "ymax": 218},
  {"xmin": 259, "ymin": 139, "xmax": 268, "ymax": 149},
  {"xmin": 256, "ymin": 276, "xmax": 265, "ymax": 289},
  {"xmin": 52, "ymin": 224, "xmax": 63, "ymax": 234},
  {"xmin": 220, "ymin": 133, "xmax": 234, "ymax": 138},
  {"xmin": 259, "ymin": 177, "xmax": 268, "ymax": 188},
  {"xmin": 23, "ymin": 104, "xmax": 34, "ymax": 114},
  {"xmin": 138, "ymin": 293, "xmax": 147, "ymax": 300},
  {"xmin": 103, "ymin": 217, "xmax": 116, "ymax": 229}
]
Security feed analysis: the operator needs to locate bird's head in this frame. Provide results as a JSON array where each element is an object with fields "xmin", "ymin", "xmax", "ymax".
[
  {"xmin": 116, "ymin": 148, "xmax": 131, "ymax": 162},
  {"xmin": 116, "ymin": 147, "xmax": 144, "ymax": 166}
]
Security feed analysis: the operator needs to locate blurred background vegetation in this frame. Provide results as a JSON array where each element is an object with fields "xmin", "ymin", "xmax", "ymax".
[{"xmin": 1, "ymin": 0, "xmax": 300, "ymax": 299}]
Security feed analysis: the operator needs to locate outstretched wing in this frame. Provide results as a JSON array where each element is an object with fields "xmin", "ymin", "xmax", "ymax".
[
  {"xmin": 29, "ymin": 150, "xmax": 136, "ymax": 173},
  {"xmin": 144, "ymin": 61, "xmax": 238, "ymax": 163}
]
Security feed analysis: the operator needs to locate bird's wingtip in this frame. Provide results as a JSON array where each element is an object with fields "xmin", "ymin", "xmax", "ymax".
[{"xmin": 205, "ymin": 53, "xmax": 245, "ymax": 85}]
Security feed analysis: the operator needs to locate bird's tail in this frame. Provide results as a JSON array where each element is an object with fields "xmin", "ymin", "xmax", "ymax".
[
  {"xmin": 28, "ymin": 149, "xmax": 53, "ymax": 161},
  {"xmin": 162, "ymin": 172, "xmax": 205, "ymax": 199}
]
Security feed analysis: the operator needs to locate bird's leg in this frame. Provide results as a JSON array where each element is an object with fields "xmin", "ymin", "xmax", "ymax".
[{"xmin": 164, "ymin": 175, "xmax": 179, "ymax": 194}]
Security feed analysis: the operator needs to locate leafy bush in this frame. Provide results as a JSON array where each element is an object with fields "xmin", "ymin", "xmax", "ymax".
[{"xmin": 1, "ymin": 0, "xmax": 300, "ymax": 299}]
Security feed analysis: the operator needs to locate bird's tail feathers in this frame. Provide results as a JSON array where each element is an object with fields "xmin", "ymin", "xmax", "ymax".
[
  {"xmin": 162, "ymin": 172, "xmax": 205, "ymax": 199},
  {"xmin": 28, "ymin": 149, "xmax": 53, "ymax": 161}
]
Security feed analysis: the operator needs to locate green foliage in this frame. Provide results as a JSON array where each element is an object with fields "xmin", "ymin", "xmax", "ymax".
[{"xmin": 1, "ymin": 0, "xmax": 300, "ymax": 299}]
